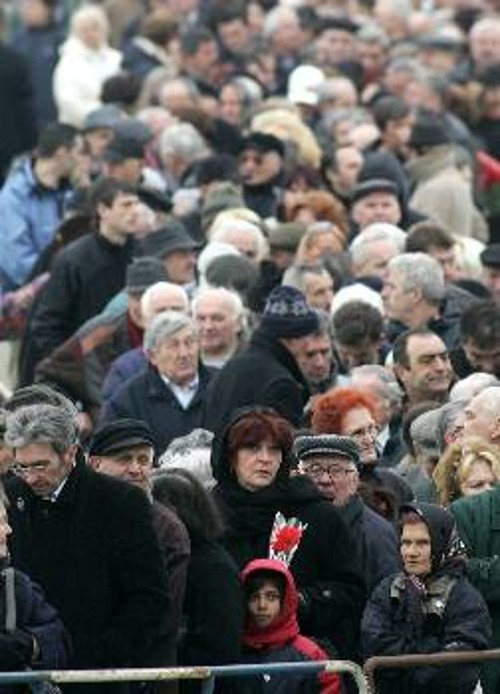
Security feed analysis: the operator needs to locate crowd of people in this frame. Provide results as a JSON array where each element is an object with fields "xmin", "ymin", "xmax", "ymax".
[{"xmin": 2, "ymin": 0, "xmax": 500, "ymax": 692}]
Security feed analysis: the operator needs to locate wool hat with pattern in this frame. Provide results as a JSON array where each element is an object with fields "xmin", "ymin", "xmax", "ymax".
[{"xmin": 260, "ymin": 286, "xmax": 319, "ymax": 339}]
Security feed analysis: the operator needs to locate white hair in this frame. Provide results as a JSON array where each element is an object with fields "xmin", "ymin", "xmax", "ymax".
[
  {"xmin": 450, "ymin": 373, "xmax": 500, "ymax": 403},
  {"xmin": 192, "ymin": 286, "xmax": 244, "ymax": 320},
  {"xmin": 140, "ymin": 282, "xmax": 190, "ymax": 325},
  {"xmin": 388, "ymin": 253, "xmax": 445, "ymax": 305},
  {"xmin": 71, "ymin": 4, "xmax": 109, "ymax": 38},
  {"xmin": 349, "ymin": 223, "xmax": 406, "ymax": 268},
  {"xmin": 470, "ymin": 17, "xmax": 500, "ymax": 40},
  {"xmin": 159, "ymin": 122, "xmax": 209, "ymax": 165},
  {"xmin": 211, "ymin": 219, "xmax": 269, "ymax": 260},
  {"xmin": 330, "ymin": 283, "xmax": 384, "ymax": 317},
  {"xmin": 197, "ymin": 242, "xmax": 241, "ymax": 282},
  {"xmin": 263, "ymin": 6, "xmax": 298, "ymax": 38}
]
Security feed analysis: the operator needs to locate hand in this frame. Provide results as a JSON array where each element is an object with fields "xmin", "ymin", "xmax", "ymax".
[{"xmin": 0, "ymin": 629, "xmax": 34, "ymax": 670}]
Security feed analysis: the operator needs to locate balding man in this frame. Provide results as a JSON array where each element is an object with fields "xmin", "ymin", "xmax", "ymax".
[
  {"xmin": 192, "ymin": 287, "xmax": 244, "ymax": 368},
  {"xmin": 461, "ymin": 386, "xmax": 500, "ymax": 445},
  {"xmin": 102, "ymin": 281, "xmax": 190, "ymax": 404},
  {"xmin": 349, "ymin": 223, "xmax": 405, "ymax": 281}
]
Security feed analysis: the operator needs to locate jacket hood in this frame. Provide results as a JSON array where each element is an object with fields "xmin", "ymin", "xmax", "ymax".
[
  {"xmin": 241, "ymin": 558, "xmax": 299, "ymax": 649},
  {"xmin": 400, "ymin": 501, "xmax": 467, "ymax": 575},
  {"xmin": 210, "ymin": 405, "xmax": 296, "ymax": 485}
]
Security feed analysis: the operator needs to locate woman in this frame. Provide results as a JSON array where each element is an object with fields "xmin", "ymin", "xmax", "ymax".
[
  {"xmin": 152, "ymin": 468, "xmax": 243, "ymax": 691},
  {"xmin": 433, "ymin": 437, "xmax": 500, "ymax": 507},
  {"xmin": 53, "ymin": 5, "xmax": 121, "ymax": 127},
  {"xmin": 210, "ymin": 407, "xmax": 366, "ymax": 659},
  {"xmin": 0, "ymin": 490, "xmax": 70, "ymax": 680},
  {"xmin": 362, "ymin": 502, "xmax": 491, "ymax": 694},
  {"xmin": 312, "ymin": 387, "xmax": 413, "ymax": 511}
]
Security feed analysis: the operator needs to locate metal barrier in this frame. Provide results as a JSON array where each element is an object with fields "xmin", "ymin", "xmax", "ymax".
[
  {"xmin": 0, "ymin": 660, "xmax": 369, "ymax": 694},
  {"xmin": 364, "ymin": 648, "xmax": 500, "ymax": 693}
]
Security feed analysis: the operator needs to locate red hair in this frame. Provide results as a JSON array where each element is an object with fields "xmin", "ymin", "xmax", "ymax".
[
  {"xmin": 227, "ymin": 411, "xmax": 294, "ymax": 462},
  {"xmin": 311, "ymin": 387, "xmax": 379, "ymax": 435}
]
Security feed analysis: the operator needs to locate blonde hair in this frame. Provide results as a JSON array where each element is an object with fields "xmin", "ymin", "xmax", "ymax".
[
  {"xmin": 251, "ymin": 109, "xmax": 322, "ymax": 169},
  {"xmin": 71, "ymin": 5, "xmax": 109, "ymax": 40},
  {"xmin": 433, "ymin": 436, "xmax": 500, "ymax": 506}
]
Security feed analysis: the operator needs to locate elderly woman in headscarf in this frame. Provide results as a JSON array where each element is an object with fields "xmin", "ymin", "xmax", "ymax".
[{"xmin": 361, "ymin": 502, "xmax": 491, "ymax": 694}]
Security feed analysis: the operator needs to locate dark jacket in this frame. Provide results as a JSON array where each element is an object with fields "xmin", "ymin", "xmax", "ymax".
[
  {"xmin": 363, "ymin": 502, "xmax": 491, "ymax": 694},
  {"xmin": 203, "ymin": 329, "xmax": 310, "ymax": 433},
  {"xmin": 6, "ymin": 461, "xmax": 169, "ymax": 671},
  {"xmin": 28, "ymin": 232, "xmax": 134, "ymax": 366},
  {"xmin": 338, "ymin": 495, "xmax": 402, "ymax": 594},
  {"xmin": 102, "ymin": 346, "xmax": 146, "ymax": 405},
  {"xmin": 239, "ymin": 558, "xmax": 341, "ymax": 694},
  {"xmin": 101, "ymin": 363, "xmax": 215, "ymax": 454},
  {"xmin": 0, "ymin": 44, "xmax": 36, "ymax": 185},
  {"xmin": 211, "ymin": 410, "xmax": 366, "ymax": 660},
  {"xmin": 0, "ymin": 567, "xmax": 71, "ymax": 672}
]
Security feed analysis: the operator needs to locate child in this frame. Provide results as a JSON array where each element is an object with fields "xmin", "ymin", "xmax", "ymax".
[{"xmin": 241, "ymin": 558, "xmax": 342, "ymax": 694}]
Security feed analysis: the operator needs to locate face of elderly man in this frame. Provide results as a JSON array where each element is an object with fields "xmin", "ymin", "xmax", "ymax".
[
  {"xmin": 193, "ymin": 293, "xmax": 240, "ymax": 357},
  {"xmin": 149, "ymin": 325, "xmax": 199, "ymax": 386},
  {"xmin": 382, "ymin": 266, "xmax": 414, "ymax": 323},
  {"xmin": 12, "ymin": 442, "xmax": 76, "ymax": 498},
  {"xmin": 463, "ymin": 388, "xmax": 500, "ymax": 443}
]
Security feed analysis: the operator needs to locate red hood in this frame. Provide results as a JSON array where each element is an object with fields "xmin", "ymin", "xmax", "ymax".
[{"xmin": 241, "ymin": 558, "xmax": 299, "ymax": 650}]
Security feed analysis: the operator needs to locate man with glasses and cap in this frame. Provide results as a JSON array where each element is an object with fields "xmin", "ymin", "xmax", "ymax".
[{"xmin": 295, "ymin": 433, "xmax": 401, "ymax": 593}]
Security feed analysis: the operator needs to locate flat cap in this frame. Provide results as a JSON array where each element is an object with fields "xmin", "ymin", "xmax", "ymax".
[
  {"xmin": 268, "ymin": 222, "xmax": 307, "ymax": 252},
  {"xmin": 83, "ymin": 105, "xmax": 124, "ymax": 131},
  {"xmin": 352, "ymin": 178, "xmax": 399, "ymax": 204},
  {"xmin": 139, "ymin": 220, "xmax": 199, "ymax": 259},
  {"xmin": 89, "ymin": 419, "xmax": 156, "ymax": 456},
  {"xmin": 294, "ymin": 434, "xmax": 361, "ymax": 466},
  {"xmin": 126, "ymin": 257, "xmax": 168, "ymax": 294},
  {"xmin": 240, "ymin": 132, "xmax": 285, "ymax": 158}
]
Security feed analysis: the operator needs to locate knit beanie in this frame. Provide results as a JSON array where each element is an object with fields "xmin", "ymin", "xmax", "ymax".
[{"xmin": 260, "ymin": 286, "xmax": 319, "ymax": 339}]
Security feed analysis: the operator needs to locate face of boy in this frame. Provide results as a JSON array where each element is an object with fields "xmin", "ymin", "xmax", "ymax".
[{"xmin": 248, "ymin": 580, "xmax": 282, "ymax": 629}]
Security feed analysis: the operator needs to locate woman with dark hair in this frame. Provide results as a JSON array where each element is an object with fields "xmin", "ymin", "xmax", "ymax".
[
  {"xmin": 312, "ymin": 387, "xmax": 413, "ymax": 512},
  {"xmin": 151, "ymin": 468, "xmax": 244, "ymax": 687},
  {"xmin": 362, "ymin": 502, "xmax": 491, "ymax": 694},
  {"xmin": 210, "ymin": 407, "xmax": 366, "ymax": 660}
]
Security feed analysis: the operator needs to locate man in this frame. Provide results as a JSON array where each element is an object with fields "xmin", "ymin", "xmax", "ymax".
[
  {"xmin": 372, "ymin": 95, "xmax": 414, "ymax": 161},
  {"xmin": 192, "ymin": 287, "xmax": 244, "ymax": 368},
  {"xmin": 35, "ymin": 257, "xmax": 168, "ymax": 419},
  {"xmin": 480, "ymin": 244, "xmax": 500, "ymax": 303},
  {"xmin": 0, "ymin": 123, "xmax": 77, "ymax": 291},
  {"xmin": 27, "ymin": 177, "xmax": 142, "ymax": 366},
  {"xmin": 349, "ymin": 223, "xmax": 405, "ymax": 280},
  {"xmin": 405, "ymin": 220, "xmax": 459, "ymax": 283},
  {"xmin": 139, "ymin": 219, "xmax": 198, "ymax": 287},
  {"xmin": 282, "ymin": 264, "xmax": 335, "ymax": 312},
  {"xmin": 331, "ymin": 301, "xmax": 384, "ymax": 373},
  {"xmin": 451, "ymin": 300, "xmax": 500, "ymax": 379},
  {"xmin": 203, "ymin": 286, "xmax": 319, "ymax": 432},
  {"xmin": 461, "ymin": 385, "xmax": 500, "ymax": 444},
  {"xmin": 296, "ymin": 313, "xmax": 338, "ymax": 395},
  {"xmin": 101, "ymin": 311, "xmax": 214, "ymax": 453},
  {"xmin": 350, "ymin": 179, "xmax": 403, "ymax": 232},
  {"xmin": 4, "ymin": 401, "xmax": 168, "ymax": 677},
  {"xmin": 295, "ymin": 433, "xmax": 401, "ymax": 592},
  {"xmin": 393, "ymin": 327, "xmax": 454, "ymax": 407},
  {"xmin": 88, "ymin": 418, "xmax": 190, "ymax": 667},
  {"xmin": 382, "ymin": 252, "xmax": 460, "ymax": 349},
  {"xmin": 102, "ymin": 281, "xmax": 190, "ymax": 405},
  {"xmin": 178, "ymin": 26, "xmax": 220, "ymax": 99},
  {"xmin": 322, "ymin": 144, "xmax": 363, "ymax": 207},
  {"xmin": 211, "ymin": 219, "xmax": 268, "ymax": 264},
  {"xmin": 238, "ymin": 132, "xmax": 285, "ymax": 218}
]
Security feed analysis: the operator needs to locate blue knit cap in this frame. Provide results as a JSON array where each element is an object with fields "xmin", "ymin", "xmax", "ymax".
[{"xmin": 260, "ymin": 286, "xmax": 319, "ymax": 339}]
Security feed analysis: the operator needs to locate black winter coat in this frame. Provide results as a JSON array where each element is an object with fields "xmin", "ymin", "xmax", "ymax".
[
  {"xmin": 29, "ymin": 232, "xmax": 134, "ymax": 365},
  {"xmin": 6, "ymin": 461, "xmax": 169, "ymax": 671},
  {"xmin": 203, "ymin": 329, "xmax": 310, "ymax": 432},
  {"xmin": 100, "ymin": 363, "xmax": 215, "ymax": 454},
  {"xmin": 362, "ymin": 572, "xmax": 491, "ymax": 694}
]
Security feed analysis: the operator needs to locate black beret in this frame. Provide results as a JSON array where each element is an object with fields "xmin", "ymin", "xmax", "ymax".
[
  {"xmin": 240, "ymin": 132, "xmax": 285, "ymax": 158},
  {"xmin": 88, "ymin": 419, "xmax": 156, "ymax": 456}
]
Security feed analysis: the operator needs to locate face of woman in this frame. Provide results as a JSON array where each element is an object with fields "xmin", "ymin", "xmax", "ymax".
[
  {"xmin": 459, "ymin": 459, "xmax": 497, "ymax": 497},
  {"xmin": 233, "ymin": 439, "xmax": 282, "ymax": 491}
]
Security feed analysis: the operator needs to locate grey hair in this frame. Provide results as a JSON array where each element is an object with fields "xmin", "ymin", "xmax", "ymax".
[
  {"xmin": 357, "ymin": 23, "xmax": 390, "ymax": 48},
  {"xmin": 349, "ymin": 223, "xmax": 406, "ymax": 268},
  {"xmin": 159, "ymin": 428, "xmax": 216, "ymax": 490},
  {"xmin": 140, "ymin": 282, "xmax": 190, "ymax": 325},
  {"xmin": 263, "ymin": 6, "xmax": 298, "ymax": 38},
  {"xmin": 470, "ymin": 17, "xmax": 500, "ymax": 40},
  {"xmin": 192, "ymin": 286, "xmax": 244, "ymax": 320},
  {"xmin": 450, "ymin": 373, "xmax": 500, "ymax": 402},
  {"xmin": 282, "ymin": 264, "xmax": 329, "ymax": 293},
  {"xmin": 159, "ymin": 122, "xmax": 209, "ymax": 165},
  {"xmin": 211, "ymin": 219, "xmax": 269, "ymax": 260},
  {"xmin": 144, "ymin": 311, "xmax": 196, "ymax": 353},
  {"xmin": 350, "ymin": 364, "xmax": 404, "ymax": 406},
  {"xmin": 5, "ymin": 404, "xmax": 78, "ymax": 454},
  {"xmin": 388, "ymin": 253, "xmax": 445, "ymax": 305}
]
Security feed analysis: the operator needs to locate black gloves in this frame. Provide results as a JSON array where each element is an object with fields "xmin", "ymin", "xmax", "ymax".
[{"xmin": 0, "ymin": 629, "xmax": 34, "ymax": 670}]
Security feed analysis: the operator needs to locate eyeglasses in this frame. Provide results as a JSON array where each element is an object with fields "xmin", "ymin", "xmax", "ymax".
[
  {"xmin": 303, "ymin": 464, "xmax": 357, "ymax": 479},
  {"xmin": 11, "ymin": 461, "xmax": 51, "ymax": 476}
]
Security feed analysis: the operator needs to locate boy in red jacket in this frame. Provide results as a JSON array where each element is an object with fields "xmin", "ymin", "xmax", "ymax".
[{"xmin": 240, "ymin": 558, "xmax": 342, "ymax": 694}]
